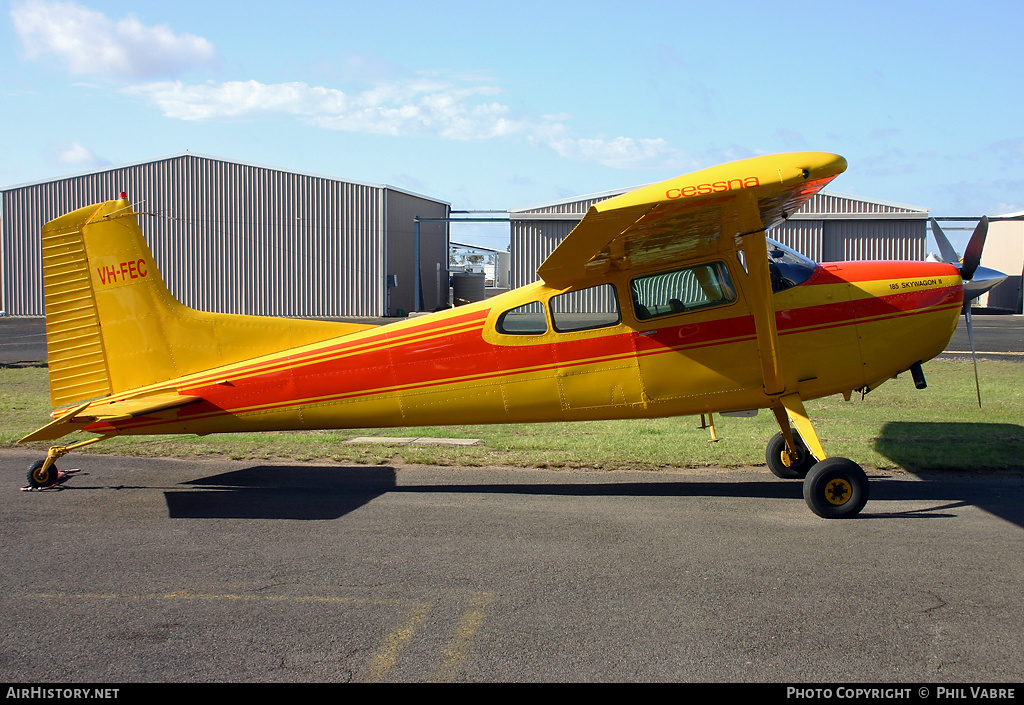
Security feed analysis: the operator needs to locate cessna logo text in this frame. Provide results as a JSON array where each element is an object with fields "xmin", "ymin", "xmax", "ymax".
[
  {"xmin": 666, "ymin": 176, "xmax": 760, "ymax": 199},
  {"xmin": 96, "ymin": 259, "xmax": 149, "ymax": 285}
]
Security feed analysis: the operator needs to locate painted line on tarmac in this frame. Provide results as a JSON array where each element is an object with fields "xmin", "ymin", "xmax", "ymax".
[
  {"xmin": 364, "ymin": 602, "xmax": 432, "ymax": 683},
  {"xmin": 434, "ymin": 592, "xmax": 498, "ymax": 683},
  {"xmin": 15, "ymin": 589, "xmax": 492, "ymax": 683}
]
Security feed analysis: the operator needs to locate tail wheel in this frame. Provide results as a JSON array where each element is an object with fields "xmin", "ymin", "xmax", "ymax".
[
  {"xmin": 802, "ymin": 458, "xmax": 868, "ymax": 519},
  {"xmin": 766, "ymin": 431, "xmax": 815, "ymax": 479},
  {"xmin": 27, "ymin": 459, "xmax": 59, "ymax": 489}
]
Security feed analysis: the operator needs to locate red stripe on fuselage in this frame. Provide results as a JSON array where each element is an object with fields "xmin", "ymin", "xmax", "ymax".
[{"xmin": 91, "ymin": 262, "xmax": 962, "ymax": 433}]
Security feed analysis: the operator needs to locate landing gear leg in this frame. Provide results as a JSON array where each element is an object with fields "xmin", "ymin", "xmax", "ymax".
[
  {"xmin": 24, "ymin": 436, "xmax": 107, "ymax": 490},
  {"xmin": 769, "ymin": 394, "xmax": 868, "ymax": 518},
  {"xmin": 698, "ymin": 413, "xmax": 720, "ymax": 442}
]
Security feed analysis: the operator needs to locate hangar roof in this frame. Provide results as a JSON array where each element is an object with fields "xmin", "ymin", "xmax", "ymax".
[{"xmin": 1, "ymin": 152, "xmax": 450, "ymax": 205}]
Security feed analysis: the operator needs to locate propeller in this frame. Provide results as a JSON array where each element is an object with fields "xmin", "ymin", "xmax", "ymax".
[
  {"xmin": 929, "ymin": 217, "xmax": 1008, "ymax": 406},
  {"xmin": 959, "ymin": 216, "xmax": 988, "ymax": 281}
]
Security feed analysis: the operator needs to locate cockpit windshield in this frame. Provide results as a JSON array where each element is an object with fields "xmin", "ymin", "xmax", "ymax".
[{"xmin": 766, "ymin": 238, "xmax": 817, "ymax": 292}]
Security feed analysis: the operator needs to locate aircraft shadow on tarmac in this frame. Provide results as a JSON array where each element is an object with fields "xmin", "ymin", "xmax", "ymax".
[
  {"xmin": 165, "ymin": 453, "xmax": 1024, "ymax": 527},
  {"xmin": 874, "ymin": 421, "xmax": 1024, "ymax": 473},
  {"xmin": 873, "ymin": 421, "xmax": 1024, "ymax": 528},
  {"xmin": 166, "ymin": 465, "xmax": 396, "ymax": 520}
]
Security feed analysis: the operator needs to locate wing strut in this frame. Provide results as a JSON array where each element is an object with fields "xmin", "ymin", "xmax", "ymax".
[
  {"xmin": 734, "ymin": 199, "xmax": 828, "ymax": 464},
  {"xmin": 736, "ymin": 194, "xmax": 785, "ymax": 397}
]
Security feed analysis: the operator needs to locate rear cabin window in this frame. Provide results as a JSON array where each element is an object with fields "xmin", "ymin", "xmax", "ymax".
[
  {"xmin": 631, "ymin": 262, "xmax": 736, "ymax": 321},
  {"xmin": 496, "ymin": 301, "xmax": 548, "ymax": 335},
  {"xmin": 550, "ymin": 283, "xmax": 620, "ymax": 332}
]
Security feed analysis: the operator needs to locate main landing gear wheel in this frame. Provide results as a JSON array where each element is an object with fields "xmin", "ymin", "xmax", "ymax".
[
  {"xmin": 766, "ymin": 431, "xmax": 815, "ymax": 479},
  {"xmin": 802, "ymin": 458, "xmax": 869, "ymax": 519},
  {"xmin": 27, "ymin": 459, "xmax": 59, "ymax": 489}
]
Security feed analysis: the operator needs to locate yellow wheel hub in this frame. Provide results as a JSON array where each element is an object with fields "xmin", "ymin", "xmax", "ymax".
[{"xmin": 824, "ymin": 478, "xmax": 852, "ymax": 506}]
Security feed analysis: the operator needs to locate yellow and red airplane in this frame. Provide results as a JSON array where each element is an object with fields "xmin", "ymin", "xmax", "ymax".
[{"xmin": 19, "ymin": 152, "xmax": 1003, "ymax": 518}]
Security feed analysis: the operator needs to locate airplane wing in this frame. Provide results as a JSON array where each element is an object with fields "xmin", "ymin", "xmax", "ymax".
[{"xmin": 537, "ymin": 152, "xmax": 847, "ymax": 287}]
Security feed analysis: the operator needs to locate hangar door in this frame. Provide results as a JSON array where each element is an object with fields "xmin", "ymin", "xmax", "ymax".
[{"xmin": 821, "ymin": 220, "xmax": 926, "ymax": 263}]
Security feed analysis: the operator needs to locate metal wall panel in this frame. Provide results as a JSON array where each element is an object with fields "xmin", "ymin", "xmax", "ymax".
[
  {"xmin": 510, "ymin": 219, "xmax": 577, "ymax": 288},
  {"xmin": 767, "ymin": 220, "xmax": 824, "ymax": 261},
  {"xmin": 823, "ymin": 220, "xmax": 926, "ymax": 262},
  {"xmin": 2, "ymin": 167, "xmax": 134, "ymax": 315},
  {"xmin": 1, "ymin": 155, "xmax": 448, "ymax": 317},
  {"xmin": 385, "ymin": 192, "xmax": 449, "ymax": 315},
  {"xmin": 508, "ymin": 190, "xmax": 628, "ymax": 289}
]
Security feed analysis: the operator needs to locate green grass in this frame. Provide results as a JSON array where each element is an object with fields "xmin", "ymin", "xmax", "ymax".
[{"xmin": 3, "ymin": 359, "xmax": 1023, "ymax": 472}]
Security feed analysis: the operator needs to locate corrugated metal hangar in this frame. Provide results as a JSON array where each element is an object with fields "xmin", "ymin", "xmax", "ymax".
[
  {"xmin": 509, "ymin": 189, "xmax": 928, "ymax": 288},
  {"xmin": 0, "ymin": 153, "xmax": 450, "ymax": 318},
  {"xmin": 6, "ymin": 154, "xmax": 987, "ymax": 321}
]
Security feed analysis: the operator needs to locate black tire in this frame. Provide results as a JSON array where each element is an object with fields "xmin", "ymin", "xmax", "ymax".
[
  {"xmin": 766, "ymin": 431, "xmax": 815, "ymax": 479},
  {"xmin": 802, "ymin": 458, "xmax": 869, "ymax": 519},
  {"xmin": 27, "ymin": 459, "xmax": 59, "ymax": 489}
]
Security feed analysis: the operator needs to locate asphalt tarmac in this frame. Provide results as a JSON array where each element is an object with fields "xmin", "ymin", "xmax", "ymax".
[
  {"xmin": 942, "ymin": 313, "xmax": 1024, "ymax": 362},
  {"xmin": 1, "ymin": 448, "xmax": 1022, "ymax": 683}
]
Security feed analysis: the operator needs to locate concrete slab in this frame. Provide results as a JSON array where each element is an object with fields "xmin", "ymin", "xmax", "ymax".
[{"xmin": 345, "ymin": 436, "xmax": 482, "ymax": 447}]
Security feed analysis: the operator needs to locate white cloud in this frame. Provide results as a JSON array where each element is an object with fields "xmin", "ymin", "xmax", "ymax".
[
  {"xmin": 127, "ymin": 76, "xmax": 686, "ymax": 169},
  {"xmin": 14, "ymin": 3, "xmax": 685, "ymax": 169},
  {"xmin": 11, "ymin": 0, "xmax": 217, "ymax": 79},
  {"xmin": 126, "ymin": 78, "xmax": 528, "ymax": 140},
  {"xmin": 546, "ymin": 136, "xmax": 687, "ymax": 170},
  {"xmin": 54, "ymin": 141, "xmax": 109, "ymax": 167}
]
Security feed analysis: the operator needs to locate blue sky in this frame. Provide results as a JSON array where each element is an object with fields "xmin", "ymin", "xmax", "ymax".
[{"xmin": 3, "ymin": 0, "xmax": 1022, "ymax": 251}]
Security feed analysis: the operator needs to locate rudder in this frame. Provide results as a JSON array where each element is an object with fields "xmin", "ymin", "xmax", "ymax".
[{"xmin": 41, "ymin": 202, "xmax": 115, "ymax": 406}]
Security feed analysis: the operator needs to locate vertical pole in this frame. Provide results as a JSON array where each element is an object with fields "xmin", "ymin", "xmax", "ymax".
[{"xmin": 414, "ymin": 218, "xmax": 422, "ymax": 312}]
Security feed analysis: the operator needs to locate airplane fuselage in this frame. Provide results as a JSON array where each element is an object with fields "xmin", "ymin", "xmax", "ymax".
[{"xmin": 77, "ymin": 256, "xmax": 962, "ymax": 438}]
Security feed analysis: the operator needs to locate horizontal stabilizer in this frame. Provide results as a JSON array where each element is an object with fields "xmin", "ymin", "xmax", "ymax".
[
  {"xmin": 79, "ymin": 392, "xmax": 202, "ymax": 422},
  {"xmin": 19, "ymin": 392, "xmax": 202, "ymax": 443},
  {"xmin": 18, "ymin": 402, "xmax": 94, "ymax": 443}
]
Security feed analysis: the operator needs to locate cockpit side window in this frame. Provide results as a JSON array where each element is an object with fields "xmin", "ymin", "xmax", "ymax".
[{"xmin": 630, "ymin": 262, "xmax": 736, "ymax": 321}]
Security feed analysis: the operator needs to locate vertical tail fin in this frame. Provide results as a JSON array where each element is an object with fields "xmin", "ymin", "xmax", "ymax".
[{"xmin": 41, "ymin": 196, "xmax": 374, "ymax": 407}]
